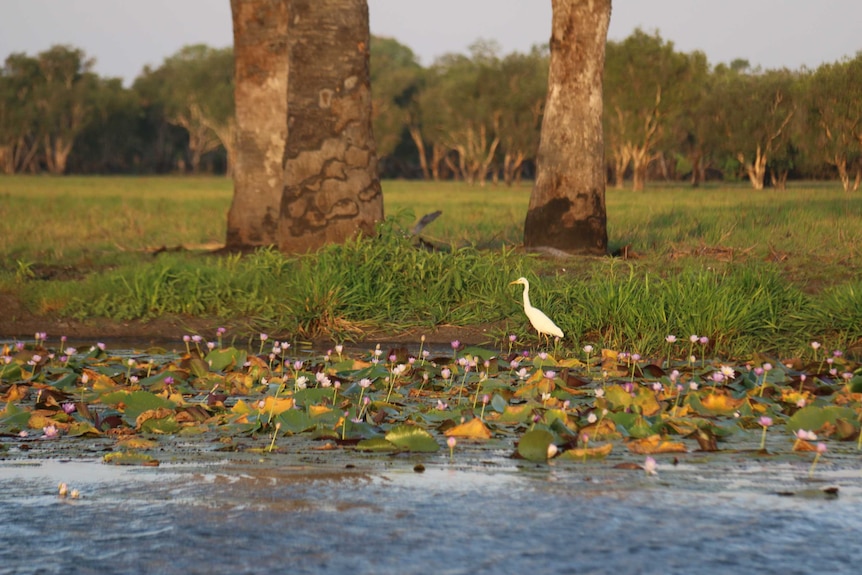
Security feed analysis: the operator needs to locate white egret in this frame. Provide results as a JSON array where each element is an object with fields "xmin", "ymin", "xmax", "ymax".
[{"xmin": 509, "ymin": 277, "xmax": 564, "ymax": 343}]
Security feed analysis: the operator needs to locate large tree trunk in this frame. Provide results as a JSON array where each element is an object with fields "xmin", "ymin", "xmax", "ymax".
[
  {"xmin": 278, "ymin": 0, "xmax": 383, "ymax": 253},
  {"xmin": 524, "ymin": 0, "xmax": 610, "ymax": 255},
  {"xmin": 226, "ymin": 0, "xmax": 289, "ymax": 249}
]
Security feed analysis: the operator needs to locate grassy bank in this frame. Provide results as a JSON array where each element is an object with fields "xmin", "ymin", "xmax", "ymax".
[{"xmin": 1, "ymin": 175, "xmax": 861, "ymax": 357}]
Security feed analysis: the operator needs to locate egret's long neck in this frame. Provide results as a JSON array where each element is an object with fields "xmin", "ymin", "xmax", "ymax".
[{"xmin": 521, "ymin": 283, "xmax": 531, "ymax": 310}]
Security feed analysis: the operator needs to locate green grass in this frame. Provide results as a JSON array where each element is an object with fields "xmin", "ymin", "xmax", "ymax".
[{"xmin": 2, "ymin": 175, "xmax": 861, "ymax": 357}]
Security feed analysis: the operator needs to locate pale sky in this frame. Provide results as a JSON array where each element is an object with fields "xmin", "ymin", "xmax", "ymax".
[{"xmin": 1, "ymin": 1, "xmax": 860, "ymax": 85}]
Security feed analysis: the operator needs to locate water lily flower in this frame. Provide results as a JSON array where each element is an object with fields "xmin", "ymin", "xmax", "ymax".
[
  {"xmin": 758, "ymin": 416, "xmax": 773, "ymax": 427},
  {"xmin": 517, "ymin": 367, "xmax": 528, "ymax": 380},
  {"xmin": 583, "ymin": 344, "xmax": 594, "ymax": 354},
  {"xmin": 720, "ymin": 365, "xmax": 735, "ymax": 378},
  {"xmin": 441, "ymin": 368, "xmax": 451, "ymax": 380},
  {"xmin": 689, "ymin": 335, "xmax": 699, "ymax": 343},
  {"xmin": 665, "ymin": 335, "xmax": 677, "ymax": 344},
  {"xmin": 587, "ymin": 412, "xmax": 597, "ymax": 424},
  {"xmin": 544, "ymin": 370, "xmax": 556, "ymax": 380},
  {"xmin": 509, "ymin": 334, "xmax": 517, "ymax": 343},
  {"xmin": 295, "ymin": 376, "xmax": 308, "ymax": 390},
  {"xmin": 436, "ymin": 399, "xmax": 448, "ymax": 410},
  {"xmin": 644, "ymin": 456, "xmax": 658, "ymax": 476},
  {"xmin": 699, "ymin": 336, "xmax": 709, "ymax": 345},
  {"xmin": 547, "ymin": 444, "xmax": 558, "ymax": 459},
  {"xmin": 42, "ymin": 425, "xmax": 58, "ymax": 439},
  {"xmin": 796, "ymin": 429, "xmax": 817, "ymax": 441},
  {"xmin": 810, "ymin": 341, "xmax": 821, "ymax": 350},
  {"xmin": 451, "ymin": 340, "xmax": 460, "ymax": 350},
  {"xmin": 62, "ymin": 403, "xmax": 76, "ymax": 414},
  {"xmin": 594, "ymin": 388, "xmax": 605, "ymax": 399}
]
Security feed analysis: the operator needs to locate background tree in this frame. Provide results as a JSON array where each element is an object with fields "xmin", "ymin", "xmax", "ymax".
[
  {"xmin": 226, "ymin": 0, "xmax": 289, "ymax": 249},
  {"xmin": 135, "ymin": 44, "xmax": 234, "ymax": 174},
  {"xmin": 604, "ymin": 30, "xmax": 688, "ymax": 191},
  {"xmin": 277, "ymin": 0, "xmax": 383, "ymax": 253},
  {"xmin": 524, "ymin": 0, "xmax": 611, "ymax": 255},
  {"xmin": 0, "ymin": 53, "xmax": 42, "ymax": 174},
  {"xmin": 369, "ymin": 35, "xmax": 424, "ymax": 178},
  {"xmin": 715, "ymin": 67, "xmax": 798, "ymax": 189},
  {"xmin": 496, "ymin": 47, "xmax": 548, "ymax": 185},
  {"xmin": 805, "ymin": 55, "xmax": 862, "ymax": 191}
]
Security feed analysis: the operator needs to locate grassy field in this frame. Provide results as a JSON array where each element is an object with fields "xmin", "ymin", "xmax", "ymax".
[{"xmin": 1, "ymin": 175, "xmax": 861, "ymax": 356}]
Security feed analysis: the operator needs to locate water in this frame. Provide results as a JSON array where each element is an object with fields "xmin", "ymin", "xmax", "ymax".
[{"xmin": 2, "ymin": 457, "xmax": 861, "ymax": 575}]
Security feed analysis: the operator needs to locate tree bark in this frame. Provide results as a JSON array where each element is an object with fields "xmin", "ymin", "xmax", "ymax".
[
  {"xmin": 226, "ymin": 0, "xmax": 289, "ymax": 249},
  {"xmin": 524, "ymin": 0, "xmax": 610, "ymax": 255},
  {"xmin": 278, "ymin": 0, "xmax": 383, "ymax": 253}
]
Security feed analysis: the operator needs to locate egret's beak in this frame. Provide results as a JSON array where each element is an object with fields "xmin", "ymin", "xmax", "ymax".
[{"xmin": 509, "ymin": 280, "xmax": 518, "ymax": 285}]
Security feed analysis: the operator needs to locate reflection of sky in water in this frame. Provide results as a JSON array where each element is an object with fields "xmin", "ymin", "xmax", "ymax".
[{"xmin": 1, "ymin": 459, "xmax": 861, "ymax": 574}]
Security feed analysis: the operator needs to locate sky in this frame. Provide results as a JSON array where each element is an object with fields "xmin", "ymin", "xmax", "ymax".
[{"xmin": 1, "ymin": 0, "xmax": 860, "ymax": 85}]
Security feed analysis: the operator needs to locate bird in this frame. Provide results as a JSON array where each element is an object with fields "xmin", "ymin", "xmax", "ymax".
[{"xmin": 509, "ymin": 277, "xmax": 564, "ymax": 344}]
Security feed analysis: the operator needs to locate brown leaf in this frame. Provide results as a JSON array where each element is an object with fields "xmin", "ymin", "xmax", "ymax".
[
  {"xmin": 135, "ymin": 407, "xmax": 175, "ymax": 430},
  {"xmin": 444, "ymin": 418, "xmax": 492, "ymax": 439},
  {"xmin": 626, "ymin": 434, "xmax": 687, "ymax": 454}
]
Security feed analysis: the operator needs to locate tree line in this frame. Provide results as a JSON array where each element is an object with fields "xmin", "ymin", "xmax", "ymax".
[{"xmin": 2, "ymin": 30, "xmax": 861, "ymax": 190}]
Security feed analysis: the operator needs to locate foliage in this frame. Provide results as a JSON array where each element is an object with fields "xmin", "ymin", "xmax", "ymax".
[
  {"xmin": 2, "ymin": 334, "xmax": 860, "ymax": 471},
  {"xmin": 4, "ymin": 31, "xmax": 862, "ymax": 184}
]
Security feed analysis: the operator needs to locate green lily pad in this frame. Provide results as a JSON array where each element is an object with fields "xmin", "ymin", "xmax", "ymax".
[
  {"xmin": 385, "ymin": 424, "xmax": 439, "ymax": 452},
  {"xmin": 517, "ymin": 428, "xmax": 555, "ymax": 461},
  {"xmin": 355, "ymin": 437, "xmax": 399, "ymax": 452},
  {"xmin": 103, "ymin": 451, "xmax": 159, "ymax": 466},
  {"xmin": 100, "ymin": 390, "xmax": 175, "ymax": 425},
  {"xmin": 274, "ymin": 409, "xmax": 314, "ymax": 434},
  {"xmin": 205, "ymin": 347, "xmax": 248, "ymax": 372},
  {"xmin": 787, "ymin": 405, "xmax": 858, "ymax": 433}
]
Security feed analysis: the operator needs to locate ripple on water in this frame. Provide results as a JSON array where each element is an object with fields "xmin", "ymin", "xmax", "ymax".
[{"xmin": 1, "ymin": 459, "xmax": 861, "ymax": 575}]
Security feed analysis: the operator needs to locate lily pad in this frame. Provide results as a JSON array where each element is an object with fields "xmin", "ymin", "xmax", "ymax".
[
  {"xmin": 517, "ymin": 428, "xmax": 555, "ymax": 462},
  {"xmin": 385, "ymin": 424, "xmax": 439, "ymax": 452}
]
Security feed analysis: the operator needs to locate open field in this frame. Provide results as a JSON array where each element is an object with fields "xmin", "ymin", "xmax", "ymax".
[{"xmin": 1, "ymin": 175, "xmax": 861, "ymax": 357}]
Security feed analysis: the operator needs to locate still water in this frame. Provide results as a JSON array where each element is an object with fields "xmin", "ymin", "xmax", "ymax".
[{"xmin": 1, "ymin": 456, "xmax": 860, "ymax": 575}]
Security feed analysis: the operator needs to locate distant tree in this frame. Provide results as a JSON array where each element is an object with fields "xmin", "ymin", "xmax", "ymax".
[
  {"xmin": 226, "ymin": 0, "xmax": 288, "ymax": 249},
  {"xmin": 34, "ymin": 46, "xmax": 101, "ymax": 174},
  {"xmin": 714, "ymin": 67, "xmax": 798, "ymax": 189},
  {"xmin": 370, "ymin": 35, "xmax": 424, "ymax": 177},
  {"xmin": 277, "ymin": 0, "xmax": 383, "ymax": 253},
  {"xmin": 135, "ymin": 44, "xmax": 234, "ymax": 174},
  {"xmin": 423, "ymin": 42, "xmax": 503, "ymax": 185},
  {"xmin": 496, "ymin": 47, "xmax": 548, "ymax": 185},
  {"xmin": 68, "ymin": 77, "xmax": 141, "ymax": 173},
  {"xmin": 664, "ymin": 50, "xmax": 711, "ymax": 186},
  {"xmin": 604, "ymin": 29, "xmax": 689, "ymax": 191},
  {"xmin": 524, "ymin": 0, "xmax": 610, "ymax": 255},
  {"xmin": 806, "ymin": 55, "xmax": 862, "ymax": 191},
  {"xmin": 0, "ymin": 53, "xmax": 42, "ymax": 173}
]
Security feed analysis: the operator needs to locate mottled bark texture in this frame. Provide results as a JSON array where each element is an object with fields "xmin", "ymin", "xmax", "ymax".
[
  {"xmin": 226, "ymin": 0, "xmax": 289, "ymax": 248},
  {"xmin": 278, "ymin": 0, "xmax": 383, "ymax": 253},
  {"xmin": 524, "ymin": 0, "xmax": 611, "ymax": 255}
]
